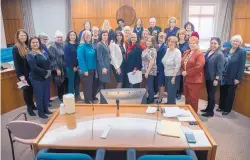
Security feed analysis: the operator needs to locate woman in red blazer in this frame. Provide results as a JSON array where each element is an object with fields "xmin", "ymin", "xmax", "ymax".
[{"xmin": 181, "ymin": 36, "xmax": 205, "ymax": 112}]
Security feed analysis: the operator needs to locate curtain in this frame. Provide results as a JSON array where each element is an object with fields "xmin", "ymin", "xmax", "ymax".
[
  {"xmin": 215, "ymin": 0, "xmax": 233, "ymax": 43},
  {"xmin": 181, "ymin": 0, "xmax": 189, "ymax": 27},
  {"xmin": 65, "ymin": 0, "xmax": 72, "ymax": 31},
  {"xmin": 20, "ymin": 0, "xmax": 36, "ymax": 37}
]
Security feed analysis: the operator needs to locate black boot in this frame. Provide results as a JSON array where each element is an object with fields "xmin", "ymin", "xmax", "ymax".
[{"xmin": 38, "ymin": 112, "xmax": 48, "ymax": 119}]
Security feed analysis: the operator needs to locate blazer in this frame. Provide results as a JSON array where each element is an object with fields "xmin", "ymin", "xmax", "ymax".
[
  {"xmin": 204, "ymin": 49, "xmax": 225, "ymax": 81},
  {"xmin": 156, "ymin": 43, "xmax": 167, "ymax": 73},
  {"xmin": 222, "ymin": 47, "xmax": 246, "ymax": 85},
  {"xmin": 181, "ymin": 49, "xmax": 205, "ymax": 84},
  {"xmin": 109, "ymin": 41, "xmax": 123, "ymax": 69},
  {"xmin": 148, "ymin": 26, "xmax": 162, "ymax": 34},
  {"xmin": 12, "ymin": 45, "xmax": 30, "ymax": 81},
  {"xmin": 125, "ymin": 44, "xmax": 142, "ymax": 73},
  {"xmin": 96, "ymin": 41, "xmax": 111, "ymax": 83}
]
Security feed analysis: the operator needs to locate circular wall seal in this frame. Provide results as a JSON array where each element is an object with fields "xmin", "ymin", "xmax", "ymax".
[{"xmin": 116, "ymin": 5, "xmax": 136, "ymax": 26}]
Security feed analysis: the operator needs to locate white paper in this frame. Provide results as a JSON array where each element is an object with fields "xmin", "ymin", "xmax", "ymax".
[
  {"xmin": 17, "ymin": 81, "xmax": 29, "ymax": 89},
  {"xmin": 100, "ymin": 125, "xmax": 112, "ymax": 139},
  {"xmin": 127, "ymin": 70, "xmax": 142, "ymax": 84},
  {"xmin": 163, "ymin": 107, "xmax": 191, "ymax": 118},
  {"xmin": 145, "ymin": 106, "xmax": 157, "ymax": 114},
  {"xmin": 178, "ymin": 114, "xmax": 196, "ymax": 121}
]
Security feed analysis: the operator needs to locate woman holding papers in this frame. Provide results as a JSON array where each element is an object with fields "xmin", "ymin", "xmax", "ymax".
[
  {"xmin": 162, "ymin": 36, "xmax": 182, "ymax": 104},
  {"xmin": 77, "ymin": 30, "xmax": 98, "ymax": 103},
  {"xmin": 109, "ymin": 31, "xmax": 125, "ymax": 88},
  {"xmin": 201, "ymin": 37, "xmax": 225, "ymax": 117},
  {"xmin": 141, "ymin": 36, "xmax": 158, "ymax": 104},
  {"xmin": 26, "ymin": 37, "xmax": 52, "ymax": 119},
  {"xmin": 12, "ymin": 29, "xmax": 36, "ymax": 116},
  {"xmin": 123, "ymin": 33, "xmax": 143, "ymax": 88},
  {"xmin": 181, "ymin": 36, "xmax": 205, "ymax": 112},
  {"xmin": 96, "ymin": 30, "xmax": 111, "ymax": 89}
]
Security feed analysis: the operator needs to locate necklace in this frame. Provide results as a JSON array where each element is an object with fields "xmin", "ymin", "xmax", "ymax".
[{"xmin": 135, "ymin": 27, "xmax": 142, "ymax": 33}]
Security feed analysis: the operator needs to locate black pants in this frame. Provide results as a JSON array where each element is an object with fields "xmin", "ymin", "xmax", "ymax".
[
  {"xmin": 205, "ymin": 80, "xmax": 219, "ymax": 113},
  {"xmin": 58, "ymin": 78, "xmax": 68, "ymax": 100},
  {"xmin": 219, "ymin": 85, "xmax": 237, "ymax": 112},
  {"xmin": 82, "ymin": 70, "xmax": 98, "ymax": 103},
  {"xmin": 23, "ymin": 85, "xmax": 35, "ymax": 111}
]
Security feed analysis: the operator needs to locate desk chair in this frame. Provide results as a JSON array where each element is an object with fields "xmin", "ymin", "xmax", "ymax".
[
  {"xmin": 6, "ymin": 112, "xmax": 43, "ymax": 160},
  {"xmin": 127, "ymin": 148, "xmax": 198, "ymax": 160},
  {"xmin": 35, "ymin": 148, "xmax": 106, "ymax": 160}
]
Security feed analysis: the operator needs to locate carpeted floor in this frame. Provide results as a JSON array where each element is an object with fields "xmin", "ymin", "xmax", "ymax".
[{"xmin": 1, "ymin": 93, "xmax": 250, "ymax": 160}]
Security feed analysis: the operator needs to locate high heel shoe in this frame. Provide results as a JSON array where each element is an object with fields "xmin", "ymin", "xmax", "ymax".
[{"xmin": 216, "ymin": 108, "xmax": 223, "ymax": 112}]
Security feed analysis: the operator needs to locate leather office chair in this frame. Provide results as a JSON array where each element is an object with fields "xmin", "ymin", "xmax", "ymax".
[
  {"xmin": 35, "ymin": 148, "xmax": 106, "ymax": 160},
  {"xmin": 127, "ymin": 148, "xmax": 198, "ymax": 160}
]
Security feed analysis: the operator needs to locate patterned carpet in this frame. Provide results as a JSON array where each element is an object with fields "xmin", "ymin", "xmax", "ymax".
[{"xmin": 1, "ymin": 93, "xmax": 250, "ymax": 160}]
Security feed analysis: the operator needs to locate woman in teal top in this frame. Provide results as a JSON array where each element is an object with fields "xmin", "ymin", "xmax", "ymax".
[{"xmin": 77, "ymin": 30, "xmax": 97, "ymax": 103}]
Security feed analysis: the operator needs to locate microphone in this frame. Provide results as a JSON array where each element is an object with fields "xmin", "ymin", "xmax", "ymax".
[
  {"xmin": 116, "ymin": 99, "xmax": 120, "ymax": 110},
  {"xmin": 116, "ymin": 99, "xmax": 120, "ymax": 117},
  {"xmin": 157, "ymin": 97, "xmax": 160, "ymax": 112}
]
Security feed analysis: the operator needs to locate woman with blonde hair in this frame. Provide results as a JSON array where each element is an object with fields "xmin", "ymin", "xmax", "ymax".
[
  {"xmin": 181, "ymin": 36, "xmax": 205, "ymax": 112},
  {"xmin": 101, "ymin": 19, "xmax": 115, "ymax": 43},
  {"xmin": 164, "ymin": 17, "xmax": 180, "ymax": 40},
  {"xmin": 12, "ymin": 29, "xmax": 36, "ymax": 116},
  {"xmin": 162, "ymin": 36, "xmax": 182, "ymax": 104},
  {"xmin": 123, "ymin": 26, "xmax": 132, "ymax": 49},
  {"xmin": 218, "ymin": 35, "xmax": 246, "ymax": 115},
  {"xmin": 141, "ymin": 29, "xmax": 150, "ymax": 49}
]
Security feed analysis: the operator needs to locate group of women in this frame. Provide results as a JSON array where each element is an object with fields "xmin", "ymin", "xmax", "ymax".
[{"xmin": 12, "ymin": 17, "xmax": 246, "ymax": 119}]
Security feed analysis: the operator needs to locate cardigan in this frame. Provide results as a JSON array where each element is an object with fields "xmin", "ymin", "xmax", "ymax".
[
  {"xmin": 77, "ymin": 43, "xmax": 96, "ymax": 73},
  {"xmin": 181, "ymin": 49, "xmax": 205, "ymax": 83},
  {"xmin": 164, "ymin": 27, "xmax": 180, "ymax": 40},
  {"xmin": 64, "ymin": 43, "xmax": 78, "ymax": 68},
  {"xmin": 96, "ymin": 41, "xmax": 111, "ymax": 83},
  {"xmin": 156, "ymin": 43, "xmax": 167, "ymax": 74},
  {"xmin": 162, "ymin": 48, "xmax": 182, "ymax": 76},
  {"xmin": 204, "ymin": 49, "xmax": 225, "ymax": 81},
  {"xmin": 109, "ymin": 41, "xmax": 123, "ymax": 69},
  {"xmin": 26, "ymin": 51, "xmax": 50, "ymax": 81},
  {"xmin": 178, "ymin": 41, "xmax": 190, "ymax": 55},
  {"xmin": 221, "ymin": 47, "xmax": 246, "ymax": 85}
]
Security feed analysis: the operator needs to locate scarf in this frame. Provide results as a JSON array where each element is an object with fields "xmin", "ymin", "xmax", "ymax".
[{"xmin": 126, "ymin": 43, "xmax": 137, "ymax": 58}]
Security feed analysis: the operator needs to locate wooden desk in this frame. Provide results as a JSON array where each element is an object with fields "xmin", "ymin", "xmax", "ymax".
[{"xmin": 33, "ymin": 104, "xmax": 217, "ymax": 160}]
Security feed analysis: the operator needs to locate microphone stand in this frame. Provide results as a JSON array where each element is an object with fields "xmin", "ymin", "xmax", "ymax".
[{"xmin": 90, "ymin": 101, "xmax": 95, "ymax": 140}]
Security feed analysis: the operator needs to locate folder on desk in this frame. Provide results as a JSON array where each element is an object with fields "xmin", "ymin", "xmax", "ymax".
[{"xmin": 157, "ymin": 120, "xmax": 182, "ymax": 138}]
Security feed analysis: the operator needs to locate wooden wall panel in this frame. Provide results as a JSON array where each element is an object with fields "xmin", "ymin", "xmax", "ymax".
[
  {"xmin": 1, "ymin": 0, "xmax": 23, "ymax": 45},
  {"xmin": 71, "ymin": 0, "xmax": 182, "ymax": 34},
  {"xmin": 231, "ymin": 0, "xmax": 250, "ymax": 43}
]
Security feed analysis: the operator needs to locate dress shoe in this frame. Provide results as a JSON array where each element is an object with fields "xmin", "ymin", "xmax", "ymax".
[
  {"xmin": 176, "ymin": 94, "xmax": 181, "ymax": 100},
  {"xmin": 32, "ymin": 106, "xmax": 37, "ymax": 110},
  {"xmin": 38, "ymin": 113, "xmax": 48, "ymax": 119},
  {"xmin": 216, "ymin": 108, "xmax": 223, "ymax": 112},
  {"xmin": 27, "ymin": 109, "xmax": 36, "ymax": 116},
  {"xmin": 222, "ymin": 112, "xmax": 230, "ymax": 115},
  {"xmin": 201, "ymin": 112, "xmax": 214, "ymax": 117},
  {"xmin": 44, "ymin": 108, "xmax": 53, "ymax": 114},
  {"xmin": 92, "ymin": 97, "xmax": 99, "ymax": 101},
  {"xmin": 201, "ymin": 108, "xmax": 208, "ymax": 112}
]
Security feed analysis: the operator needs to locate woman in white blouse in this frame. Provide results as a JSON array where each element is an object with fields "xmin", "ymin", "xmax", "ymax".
[
  {"xmin": 162, "ymin": 36, "xmax": 182, "ymax": 104},
  {"xmin": 109, "ymin": 31, "xmax": 125, "ymax": 88}
]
